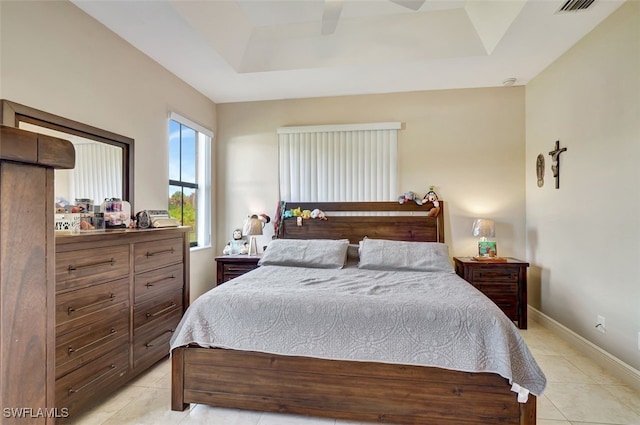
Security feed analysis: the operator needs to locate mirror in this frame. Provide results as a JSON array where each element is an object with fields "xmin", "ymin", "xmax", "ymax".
[{"xmin": 1, "ymin": 99, "xmax": 134, "ymax": 211}]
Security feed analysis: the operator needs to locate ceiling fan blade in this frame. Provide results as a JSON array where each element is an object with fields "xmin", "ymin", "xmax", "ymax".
[
  {"xmin": 321, "ymin": 0, "xmax": 344, "ymax": 35},
  {"xmin": 388, "ymin": 0, "xmax": 426, "ymax": 11}
]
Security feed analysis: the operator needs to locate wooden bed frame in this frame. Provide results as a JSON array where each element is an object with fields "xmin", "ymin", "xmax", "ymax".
[{"xmin": 172, "ymin": 201, "xmax": 537, "ymax": 424}]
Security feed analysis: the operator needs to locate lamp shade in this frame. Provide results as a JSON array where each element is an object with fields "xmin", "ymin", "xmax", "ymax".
[
  {"xmin": 242, "ymin": 215, "xmax": 263, "ymax": 236},
  {"xmin": 471, "ymin": 219, "xmax": 495, "ymax": 239}
]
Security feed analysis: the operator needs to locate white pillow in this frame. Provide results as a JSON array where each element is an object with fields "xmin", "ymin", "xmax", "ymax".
[
  {"xmin": 259, "ymin": 238, "xmax": 349, "ymax": 269},
  {"xmin": 358, "ymin": 238, "xmax": 453, "ymax": 273}
]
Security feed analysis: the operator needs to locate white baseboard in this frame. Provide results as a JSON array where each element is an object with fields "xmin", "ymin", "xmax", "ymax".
[{"xmin": 528, "ymin": 306, "xmax": 640, "ymax": 393}]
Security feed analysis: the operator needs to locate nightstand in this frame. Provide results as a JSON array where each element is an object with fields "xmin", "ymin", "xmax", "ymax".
[
  {"xmin": 215, "ymin": 255, "xmax": 261, "ymax": 285},
  {"xmin": 453, "ymin": 257, "xmax": 529, "ymax": 329}
]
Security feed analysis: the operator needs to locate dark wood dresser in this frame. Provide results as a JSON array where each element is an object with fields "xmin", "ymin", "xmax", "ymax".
[
  {"xmin": 453, "ymin": 257, "xmax": 529, "ymax": 329},
  {"xmin": 215, "ymin": 255, "xmax": 260, "ymax": 285},
  {"xmin": 1, "ymin": 125, "xmax": 74, "ymax": 424},
  {"xmin": 54, "ymin": 227, "xmax": 190, "ymax": 416}
]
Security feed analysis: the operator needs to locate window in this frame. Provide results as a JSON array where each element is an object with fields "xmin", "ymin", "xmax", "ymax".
[
  {"xmin": 277, "ymin": 122, "xmax": 400, "ymax": 202},
  {"xmin": 168, "ymin": 112, "xmax": 212, "ymax": 248}
]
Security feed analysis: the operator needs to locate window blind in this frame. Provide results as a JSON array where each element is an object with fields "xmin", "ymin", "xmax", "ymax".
[{"xmin": 278, "ymin": 122, "xmax": 400, "ymax": 202}]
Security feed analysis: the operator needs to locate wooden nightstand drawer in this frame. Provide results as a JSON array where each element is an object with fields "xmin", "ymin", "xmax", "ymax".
[
  {"xmin": 453, "ymin": 257, "xmax": 529, "ymax": 329},
  {"xmin": 216, "ymin": 255, "xmax": 261, "ymax": 285},
  {"xmin": 223, "ymin": 263, "xmax": 257, "ymax": 280},
  {"xmin": 471, "ymin": 267, "xmax": 519, "ymax": 282},
  {"xmin": 475, "ymin": 283, "xmax": 517, "ymax": 296}
]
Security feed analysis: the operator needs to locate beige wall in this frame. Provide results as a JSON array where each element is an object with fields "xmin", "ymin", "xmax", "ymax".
[
  {"xmin": 216, "ymin": 87, "xmax": 526, "ymax": 259},
  {"xmin": 0, "ymin": 0, "xmax": 218, "ymax": 300},
  {"xmin": 526, "ymin": 1, "xmax": 640, "ymax": 368}
]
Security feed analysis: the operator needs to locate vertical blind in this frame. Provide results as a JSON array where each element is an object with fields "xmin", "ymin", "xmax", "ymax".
[
  {"xmin": 278, "ymin": 122, "xmax": 400, "ymax": 202},
  {"xmin": 72, "ymin": 142, "xmax": 123, "ymax": 204}
]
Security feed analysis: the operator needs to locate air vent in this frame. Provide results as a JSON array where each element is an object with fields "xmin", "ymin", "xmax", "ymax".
[{"xmin": 558, "ymin": 0, "xmax": 596, "ymax": 12}]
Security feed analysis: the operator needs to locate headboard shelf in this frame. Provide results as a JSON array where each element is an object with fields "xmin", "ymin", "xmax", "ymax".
[{"xmin": 279, "ymin": 201, "xmax": 444, "ymax": 243}]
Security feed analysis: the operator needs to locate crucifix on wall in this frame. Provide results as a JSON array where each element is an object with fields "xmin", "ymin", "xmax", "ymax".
[{"xmin": 548, "ymin": 140, "xmax": 567, "ymax": 189}]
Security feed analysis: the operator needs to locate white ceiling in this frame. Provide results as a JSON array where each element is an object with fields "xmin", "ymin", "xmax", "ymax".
[{"xmin": 71, "ymin": 0, "xmax": 625, "ymax": 104}]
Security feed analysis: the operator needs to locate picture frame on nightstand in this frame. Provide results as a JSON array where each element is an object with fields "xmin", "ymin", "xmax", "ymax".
[{"xmin": 478, "ymin": 240, "xmax": 497, "ymax": 257}]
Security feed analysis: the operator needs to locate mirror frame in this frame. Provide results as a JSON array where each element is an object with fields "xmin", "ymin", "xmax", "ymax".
[{"xmin": 0, "ymin": 99, "xmax": 134, "ymax": 210}]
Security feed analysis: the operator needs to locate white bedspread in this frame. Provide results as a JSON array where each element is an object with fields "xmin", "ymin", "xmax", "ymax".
[{"xmin": 170, "ymin": 264, "xmax": 546, "ymax": 397}]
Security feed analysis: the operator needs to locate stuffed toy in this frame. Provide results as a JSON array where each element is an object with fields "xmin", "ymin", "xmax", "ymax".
[
  {"xmin": 398, "ymin": 191, "xmax": 423, "ymax": 205},
  {"xmin": 301, "ymin": 209, "xmax": 312, "ymax": 219},
  {"xmin": 222, "ymin": 228, "xmax": 248, "ymax": 255},
  {"xmin": 310, "ymin": 208, "xmax": 327, "ymax": 220},
  {"xmin": 291, "ymin": 207, "xmax": 302, "ymax": 217},
  {"xmin": 422, "ymin": 187, "xmax": 441, "ymax": 217}
]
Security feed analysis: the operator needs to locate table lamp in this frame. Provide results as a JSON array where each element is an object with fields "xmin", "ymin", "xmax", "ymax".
[
  {"xmin": 242, "ymin": 214, "xmax": 263, "ymax": 256},
  {"xmin": 472, "ymin": 218, "xmax": 496, "ymax": 257}
]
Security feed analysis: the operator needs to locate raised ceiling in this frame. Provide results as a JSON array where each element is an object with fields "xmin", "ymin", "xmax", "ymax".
[{"xmin": 71, "ymin": 0, "xmax": 625, "ymax": 103}]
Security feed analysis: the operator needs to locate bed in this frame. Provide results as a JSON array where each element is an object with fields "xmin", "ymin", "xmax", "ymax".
[{"xmin": 170, "ymin": 201, "xmax": 545, "ymax": 424}]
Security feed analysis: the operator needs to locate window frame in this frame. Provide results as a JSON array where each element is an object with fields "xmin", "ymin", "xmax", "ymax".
[{"xmin": 168, "ymin": 112, "xmax": 212, "ymax": 249}]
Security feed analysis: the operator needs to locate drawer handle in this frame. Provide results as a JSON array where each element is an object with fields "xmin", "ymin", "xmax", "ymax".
[
  {"xmin": 68, "ymin": 258, "xmax": 115, "ymax": 273},
  {"xmin": 144, "ymin": 329, "xmax": 175, "ymax": 348},
  {"xmin": 68, "ymin": 363, "xmax": 117, "ymax": 395},
  {"xmin": 68, "ymin": 293, "xmax": 116, "ymax": 315},
  {"xmin": 146, "ymin": 248, "xmax": 175, "ymax": 258},
  {"xmin": 68, "ymin": 328, "xmax": 118, "ymax": 355},
  {"xmin": 145, "ymin": 302, "xmax": 177, "ymax": 319},
  {"xmin": 145, "ymin": 275, "xmax": 175, "ymax": 288}
]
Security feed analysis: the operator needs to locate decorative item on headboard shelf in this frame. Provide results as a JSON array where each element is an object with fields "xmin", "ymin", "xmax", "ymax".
[
  {"xmin": 397, "ymin": 191, "xmax": 423, "ymax": 205},
  {"xmin": 422, "ymin": 186, "xmax": 441, "ymax": 217}
]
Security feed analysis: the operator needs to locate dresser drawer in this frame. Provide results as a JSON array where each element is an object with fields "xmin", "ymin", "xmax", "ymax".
[
  {"xmin": 134, "ymin": 237, "xmax": 183, "ymax": 273},
  {"xmin": 56, "ymin": 245, "xmax": 130, "ymax": 292},
  {"xmin": 135, "ymin": 263, "xmax": 183, "ymax": 303},
  {"xmin": 56, "ymin": 343, "xmax": 129, "ymax": 413},
  {"xmin": 56, "ymin": 277, "xmax": 129, "ymax": 333},
  {"xmin": 471, "ymin": 267, "xmax": 519, "ymax": 283},
  {"xmin": 133, "ymin": 289, "xmax": 183, "ymax": 331},
  {"xmin": 56, "ymin": 307, "xmax": 129, "ymax": 378},
  {"xmin": 133, "ymin": 308, "xmax": 182, "ymax": 370}
]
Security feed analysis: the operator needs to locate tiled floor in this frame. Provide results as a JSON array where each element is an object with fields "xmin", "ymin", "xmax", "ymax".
[{"xmin": 67, "ymin": 319, "xmax": 640, "ymax": 425}]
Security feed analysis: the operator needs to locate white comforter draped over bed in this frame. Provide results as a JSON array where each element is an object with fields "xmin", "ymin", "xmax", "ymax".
[{"xmin": 170, "ymin": 264, "xmax": 546, "ymax": 397}]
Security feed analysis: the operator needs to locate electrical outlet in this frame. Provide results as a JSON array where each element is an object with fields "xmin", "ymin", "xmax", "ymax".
[{"xmin": 596, "ymin": 315, "xmax": 606, "ymax": 333}]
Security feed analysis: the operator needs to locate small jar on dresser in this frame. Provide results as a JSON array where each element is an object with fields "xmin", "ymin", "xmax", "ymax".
[
  {"xmin": 453, "ymin": 257, "xmax": 529, "ymax": 329},
  {"xmin": 215, "ymin": 254, "xmax": 261, "ymax": 286}
]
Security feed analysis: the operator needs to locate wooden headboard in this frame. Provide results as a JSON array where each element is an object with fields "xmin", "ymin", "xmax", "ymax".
[{"xmin": 278, "ymin": 201, "xmax": 444, "ymax": 243}]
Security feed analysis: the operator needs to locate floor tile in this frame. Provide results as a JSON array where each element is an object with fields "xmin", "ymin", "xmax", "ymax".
[
  {"xmin": 99, "ymin": 387, "xmax": 189, "ymax": 425},
  {"xmin": 258, "ymin": 411, "xmax": 336, "ymax": 425},
  {"xmin": 535, "ymin": 355, "xmax": 596, "ymax": 384},
  {"xmin": 565, "ymin": 354, "xmax": 625, "ymax": 386},
  {"xmin": 544, "ymin": 383, "xmax": 640, "ymax": 424},
  {"xmin": 178, "ymin": 405, "xmax": 262, "ymax": 425},
  {"xmin": 538, "ymin": 395, "xmax": 567, "ymax": 420},
  {"xmin": 601, "ymin": 384, "xmax": 640, "ymax": 416}
]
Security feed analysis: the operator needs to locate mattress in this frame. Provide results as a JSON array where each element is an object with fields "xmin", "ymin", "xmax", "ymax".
[{"xmin": 170, "ymin": 264, "xmax": 546, "ymax": 398}]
